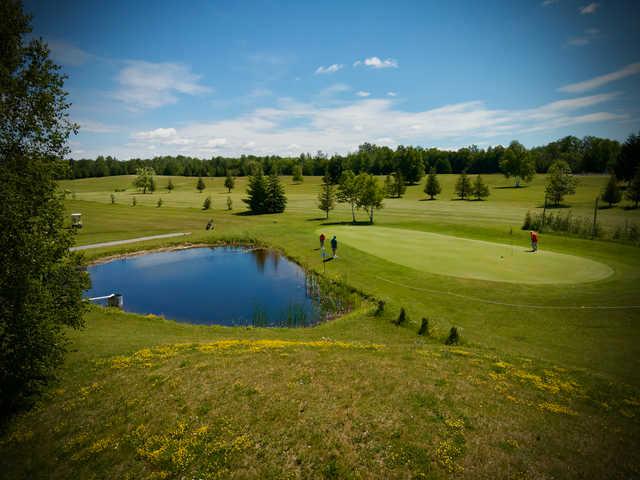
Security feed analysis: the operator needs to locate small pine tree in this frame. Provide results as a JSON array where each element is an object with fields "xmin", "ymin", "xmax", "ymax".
[
  {"xmin": 167, "ymin": 178, "xmax": 174, "ymax": 192},
  {"xmin": 157, "ymin": 197, "xmax": 163, "ymax": 207},
  {"xmin": 472, "ymin": 175, "xmax": 490, "ymax": 200},
  {"xmin": 394, "ymin": 307, "xmax": 408, "ymax": 326},
  {"xmin": 522, "ymin": 210, "xmax": 532, "ymax": 230},
  {"xmin": 374, "ymin": 300, "xmax": 386, "ymax": 316},
  {"xmin": 455, "ymin": 173, "xmax": 472, "ymax": 200},
  {"xmin": 132, "ymin": 196, "xmax": 137, "ymax": 206},
  {"xmin": 292, "ymin": 165, "xmax": 303, "ymax": 183},
  {"xmin": 243, "ymin": 169, "xmax": 268, "ymax": 213},
  {"xmin": 224, "ymin": 173, "xmax": 235, "ymax": 193},
  {"xmin": 265, "ymin": 173, "xmax": 287, "ymax": 213},
  {"xmin": 203, "ymin": 195, "xmax": 212, "ymax": 210},
  {"xmin": 197, "ymin": 177, "xmax": 206, "ymax": 193},
  {"xmin": 418, "ymin": 318, "xmax": 429, "ymax": 336},
  {"xmin": 226, "ymin": 196, "xmax": 233, "ymax": 210},
  {"xmin": 601, "ymin": 174, "xmax": 622, "ymax": 207},
  {"xmin": 625, "ymin": 167, "xmax": 640, "ymax": 208},
  {"xmin": 110, "ymin": 193, "xmax": 116, "ymax": 204},
  {"xmin": 445, "ymin": 326, "xmax": 460, "ymax": 345},
  {"xmin": 424, "ymin": 168, "xmax": 441, "ymax": 200},
  {"xmin": 317, "ymin": 172, "xmax": 336, "ymax": 219}
]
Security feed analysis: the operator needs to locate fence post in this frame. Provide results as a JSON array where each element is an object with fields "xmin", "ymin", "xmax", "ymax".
[{"xmin": 592, "ymin": 197, "xmax": 599, "ymax": 239}]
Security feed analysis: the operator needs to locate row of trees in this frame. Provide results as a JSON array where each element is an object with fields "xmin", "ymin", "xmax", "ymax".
[
  {"xmin": 62, "ymin": 133, "xmax": 640, "ymax": 182},
  {"xmin": 317, "ymin": 171, "xmax": 386, "ymax": 223}
]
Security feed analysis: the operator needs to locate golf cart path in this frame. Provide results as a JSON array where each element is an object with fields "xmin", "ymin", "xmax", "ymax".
[{"xmin": 70, "ymin": 232, "xmax": 191, "ymax": 251}]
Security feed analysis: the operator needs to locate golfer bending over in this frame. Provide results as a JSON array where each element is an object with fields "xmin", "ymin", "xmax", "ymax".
[
  {"xmin": 330, "ymin": 235, "xmax": 338, "ymax": 258},
  {"xmin": 530, "ymin": 230, "xmax": 538, "ymax": 252}
]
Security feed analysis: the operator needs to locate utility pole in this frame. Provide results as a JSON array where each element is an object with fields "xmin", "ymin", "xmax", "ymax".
[{"xmin": 592, "ymin": 196, "xmax": 599, "ymax": 239}]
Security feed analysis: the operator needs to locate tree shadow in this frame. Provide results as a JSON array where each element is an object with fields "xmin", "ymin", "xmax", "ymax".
[
  {"xmin": 623, "ymin": 205, "xmax": 638, "ymax": 211},
  {"xmin": 598, "ymin": 205, "xmax": 616, "ymax": 210},
  {"xmin": 537, "ymin": 204, "xmax": 570, "ymax": 209},
  {"xmin": 320, "ymin": 220, "xmax": 372, "ymax": 226},
  {"xmin": 494, "ymin": 185, "xmax": 528, "ymax": 190},
  {"xmin": 306, "ymin": 217, "xmax": 327, "ymax": 221},
  {"xmin": 323, "ymin": 257, "xmax": 334, "ymax": 263},
  {"xmin": 419, "ymin": 198, "xmax": 437, "ymax": 202}
]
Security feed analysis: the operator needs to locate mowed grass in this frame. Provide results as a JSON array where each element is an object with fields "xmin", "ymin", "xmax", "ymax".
[
  {"xmin": 2, "ymin": 174, "xmax": 640, "ymax": 479},
  {"xmin": 326, "ymin": 225, "xmax": 614, "ymax": 284}
]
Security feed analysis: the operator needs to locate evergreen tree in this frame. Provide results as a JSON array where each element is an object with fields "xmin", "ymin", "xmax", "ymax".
[
  {"xmin": 626, "ymin": 167, "xmax": 640, "ymax": 208},
  {"xmin": 337, "ymin": 170, "xmax": 359, "ymax": 223},
  {"xmin": 424, "ymin": 168, "xmax": 441, "ymax": 199},
  {"xmin": 167, "ymin": 178, "xmax": 174, "ymax": 192},
  {"xmin": 243, "ymin": 169, "xmax": 268, "ymax": 213},
  {"xmin": 388, "ymin": 172, "xmax": 406, "ymax": 198},
  {"xmin": 196, "ymin": 176, "xmax": 206, "ymax": 193},
  {"xmin": 224, "ymin": 172, "xmax": 235, "ymax": 193},
  {"xmin": 545, "ymin": 160, "xmax": 578, "ymax": 206},
  {"xmin": 203, "ymin": 195, "xmax": 212, "ymax": 210},
  {"xmin": 264, "ymin": 173, "xmax": 287, "ymax": 213},
  {"xmin": 292, "ymin": 164, "xmax": 303, "ymax": 183},
  {"xmin": 1, "ymin": 1, "xmax": 89, "ymax": 414},
  {"xmin": 317, "ymin": 171, "xmax": 336, "ymax": 218},
  {"xmin": 226, "ymin": 196, "xmax": 233, "ymax": 210},
  {"xmin": 472, "ymin": 175, "xmax": 490, "ymax": 200},
  {"xmin": 615, "ymin": 132, "xmax": 640, "ymax": 183},
  {"xmin": 384, "ymin": 174, "xmax": 393, "ymax": 198},
  {"xmin": 601, "ymin": 175, "xmax": 622, "ymax": 207},
  {"xmin": 133, "ymin": 167, "xmax": 155, "ymax": 193},
  {"xmin": 110, "ymin": 193, "xmax": 116, "ymax": 204},
  {"xmin": 455, "ymin": 173, "xmax": 472, "ymax": 200},
  {"xmin": 157, "ymin": 197, "xmax": 163, "ymax": 207}
]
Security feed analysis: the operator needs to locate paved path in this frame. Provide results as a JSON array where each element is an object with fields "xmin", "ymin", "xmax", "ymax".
[{"xmin": 70, "ymin": 232, "xmax": 191, "ymax": 251}]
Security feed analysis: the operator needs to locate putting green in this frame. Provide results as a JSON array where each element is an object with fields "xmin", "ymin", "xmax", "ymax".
[{"xmin": 321, "ymin": 226, "xmax": 614, "ymax": 284}]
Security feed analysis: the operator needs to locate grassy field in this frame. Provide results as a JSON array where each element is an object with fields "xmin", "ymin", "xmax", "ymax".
[{"xmin": 2, "ymin": 173, "xmax": 640, "ymax": 479}]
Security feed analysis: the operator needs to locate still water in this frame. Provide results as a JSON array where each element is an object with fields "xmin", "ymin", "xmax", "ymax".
[{"xmin": 86, "ymin": 247, "xmax": 320, "ymax": 326}]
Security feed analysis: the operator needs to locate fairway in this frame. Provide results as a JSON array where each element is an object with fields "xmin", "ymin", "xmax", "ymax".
[{"xmin": 326, "ymin": 226, "xmax": 614, "ymax": 284}]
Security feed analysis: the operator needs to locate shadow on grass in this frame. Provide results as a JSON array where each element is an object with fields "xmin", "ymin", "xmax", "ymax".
[
  {"xmin": 623, "ymin": 205, "xmax": 639, "ymax": 211},
  {"xmin": 536, "ymin": 204, "xmax": 571, "ymax": 209},
  {"xmin": 494, "ymin": 185, "xmax": 529, "ymax": 190},
  {"xmin": 320, "ymin": 220, "xmax": 372, "ymax": 226},
  {"xmin": 306, "ymin": 217, "xmax": 328, "ymax": 221},
  {"xmin": 418, "ymin": 198, "xmax": 438, "ymax": 202}
]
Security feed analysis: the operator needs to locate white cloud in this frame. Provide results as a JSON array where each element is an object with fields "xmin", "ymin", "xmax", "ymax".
[
  {"xmin": 77, "ymin": 119, "xmax": 119, "ymax": 133},
  {"xmin": 387, "ymin": 91, "xmax": 397, "ymax": 97},
  {"xmin": 559, "ymin": 63, "xmax": 640, "ymax": 93},
  {"xmin": 580, "ymin": 2, "xmax": 599, "ymax": 14},
  {"xmin": 47, "ymin": 40, "xmax": 92, "ymax": 66},
  {"xmin": 113, "ymin": 61, "xmax": 211, "ymax": 109},
  {"xmin": 117, "ymin": 93, "xmax": 623, "ymax": 159},
  {"xmin": 354, "ymin": 56, "xmax": 398, "ymax": 69},
  {"xmin": 315, "ymin": 64, "xmax": 343, "ymax": 75},
  {"xmin": 318, "ymin": 83, "xmax": 351, "ymax": 96},
  {"xmin": 567, "ymin": 28, "xmax": 599, "ymax": 46},
  {"xmin": 541, "ymin": 0, "xmax": 559, "ymax": 5},
  {"xmin": 356, "ymin": 91, "xmax": 371, "ymax": 97}
]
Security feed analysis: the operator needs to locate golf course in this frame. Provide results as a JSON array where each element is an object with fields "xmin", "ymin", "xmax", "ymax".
[{"xmin": 2, "ymin": 173, "xmax": 639, "ymax": 479}]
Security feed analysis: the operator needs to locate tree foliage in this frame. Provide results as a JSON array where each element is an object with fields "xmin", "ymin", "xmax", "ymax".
[
  {"xmin": 545, "ymin": 160, "xmax": 578, "ymax": 206},
  {"xmin": 455, "ymin": 173, "xmax": 472, "ymax": 200},
  {"xmin": 317, "ymin": 171, "xmax": 336, "ymax": 219},
  {"xmin": 243, "ymin": 170, "xmax": 287, "ymax": 214},
  {"xmin": 337, "ymin": 170, "xmax": 359, "ymax": 223},
  {"xmin": 292, "ymin": 164, "xmax": 303, "ymax": 183},
  {"xmin": 616, "ymin": 132, "xmax": 640, "ymax": 183},
  {"xmin": 385, "ymin": 172, "xmax": 406, "ymax": 198},
  {"xmin": 424, "ymin": 168, "xmax": 441, "ymax": 199},
  {"xmin": 133, "ymin": 167, "xmax": 155, "ymax": 194},
  {"xmin": 202, "ymin": 195, "xmax": 211, "ymax": 210},
  {"xmin": 355, "ymin": 173, "xmax": 385, "ymax": 223},
  {"xmin": 264, "ymin": 173, "xmax": 287, "ymax": 213},
  {"xmin": 500, "ymin": 141, "xmax": 535, "ymax": 187},
  {"xmin": 167, "ymin": 178, "xmax": 174, "ymax": 192},
  {"xmin": 196, "ymin": 176, "xmax": 206, "ymax": 192},
  {"xmin": 472, "ymin": 175, "xmax": 490, "ymax": 200},
  {"xmin": 601, "ymin": 175, "xmax": 622, "ymax": 207},
  {"xmin": 224, "ymin": 172, "xmax": 235, "ymax": 193},
  {"xmin": 626, "ymin": 167, "xmax": 640, "ymax": 208},
  {"xmin": 0, "ymin": 0, "xmax": 89, "ymax": 415}
]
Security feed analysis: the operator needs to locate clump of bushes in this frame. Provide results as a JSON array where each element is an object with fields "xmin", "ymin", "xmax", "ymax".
[
  {"xmin": 445, "ymin": 326, "xmax": 460, "ymax": 345},
  {"xmin": 374, "ymin": 299, "xmax": 386, "ymax": 316},
  {"xmin": 418, "ymin": 317, "xmax": 430, "ymax": 336},
  {"xmin": 394, "ymin": 307, "xmax": 408, "ymax": 326}
]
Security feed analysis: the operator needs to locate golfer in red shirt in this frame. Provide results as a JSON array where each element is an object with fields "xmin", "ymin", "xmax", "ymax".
[
  {"xmin": 530, "ymin": 230, "xmax": 538, "ymax": 252},
  {"xmin": 319, "ymin": 233, "xmax": 326, "ymax": 249}
]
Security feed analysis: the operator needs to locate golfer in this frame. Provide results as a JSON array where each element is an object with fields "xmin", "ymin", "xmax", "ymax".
[
  {"xmin": 530, "ymin": 230, "xmax": 538, "ymax": 252},
  {"xmin": 319, "ymin": 233, "xmax": 326, "ymax": 249},
  {"xmin": 330, "ymin": 235, "xmax": 338, "ymax": 258}
]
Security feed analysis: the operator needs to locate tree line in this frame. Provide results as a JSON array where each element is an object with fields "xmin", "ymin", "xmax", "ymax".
[{"xmin": 61, "ymin": 133, "xmax": 639, "ymax": 184}]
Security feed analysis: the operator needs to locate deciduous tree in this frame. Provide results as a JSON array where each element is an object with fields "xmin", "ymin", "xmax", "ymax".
[
  {"xmin": 424, "ymin": 168, "xmax": 441, "ymax": 199},
  {"xmin": 545, "ymin": 160, "xmax": 577, "ymax": 206},
  {"xmin": 500, "ymin": 140, "xmax": 535, "ymax": 187}
]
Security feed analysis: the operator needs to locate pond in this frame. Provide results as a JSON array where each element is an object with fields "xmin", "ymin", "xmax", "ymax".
[{"xmin": 86, "ymin": 247, "xmax": 328, "ymax": 327}]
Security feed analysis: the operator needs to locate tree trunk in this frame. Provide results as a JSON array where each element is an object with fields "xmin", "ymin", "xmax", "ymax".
[
  {"xmin": 351, "ymin": 203, "xmax": 356, "ymax": 223},
  {"xmin": 369, "ymin": 206, "xmax": 374, "ymax": 224}
]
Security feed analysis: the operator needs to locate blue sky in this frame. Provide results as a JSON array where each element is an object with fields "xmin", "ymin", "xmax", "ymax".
[{"xmin": 26, "ymin": 0, "xmax": 640, "ymax": 159}]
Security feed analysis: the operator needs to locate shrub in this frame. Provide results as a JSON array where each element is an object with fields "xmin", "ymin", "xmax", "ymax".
[
  {"xmin": 157, "ymin": 197, "xmax": 163, "ymax": 207},
  {"xmin": 203, "ymin": 195, "xmax": 212, "ymax": 210},
  {"xmin": 227, "ymin": 196, "xmax": 233, "ymax": 210},
  {"xmin": 418, "ymin": 318, "xmax": 429, "ymax": 336},
  {"xmin": 132, "ymin": 196, "xmax": 137, "ymax": 206},
  {"xmin": 522, "ymin": 211, "xmax": 532, "ymax": 230},
  {"xmin": 445, "ymin": 326, "xmax": 460, "ymax": 345},
  {"xmin": 110, "ymin": 193, "xmax": 116, "ymax": 204},
  {"xmin": 394, "ymin": 307, "xmax": 408, "ymax": 326},
  {"xmin": 374, "ymin": 299, "xmax": 385, "ymax": 316}
]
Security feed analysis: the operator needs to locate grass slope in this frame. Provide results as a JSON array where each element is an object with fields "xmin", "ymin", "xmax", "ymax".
[{"xmin": 2, "ymin": 174, "xmax": 640, "ymax": 479}]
